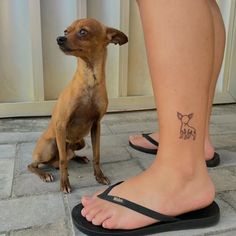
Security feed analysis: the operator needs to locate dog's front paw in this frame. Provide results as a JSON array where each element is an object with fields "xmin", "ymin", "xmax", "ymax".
[
  {"xmin": 60, "ymin": 176, "xmax": 72, "ymax": 193},
  {"xmin": 96, "ymin": 174, "xmax": 110, "ymax": 185}
]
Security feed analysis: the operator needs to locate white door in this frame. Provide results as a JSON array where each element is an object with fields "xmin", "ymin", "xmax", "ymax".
[{"xmin": 0, "ymin": 0, "xmax": 235, "ymax": 118}]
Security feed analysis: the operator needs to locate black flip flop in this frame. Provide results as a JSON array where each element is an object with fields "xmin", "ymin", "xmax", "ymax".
[
  {"xmin": 129, "ymin": 133, "xmax": 158, "ymax": 155},
  {"xmin": 72, "ymin": 182, "xmax": 220, "ymax": 236},
  {"xmin": 206, "ymin": 152, "xmax": 220, "ymax": 167},
  {"xmin": 129, "ymin": 133, "xmax": 220, "ymax": 167}
]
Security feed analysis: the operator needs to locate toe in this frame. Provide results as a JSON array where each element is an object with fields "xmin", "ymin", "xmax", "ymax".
[
  {"xmin": 83, "ymin": 203, "xmax": 104, "ymax": 222},
  {"xmin": 81, "ymin": 196, "xmax": 92, "ymax": 206},
  {"xmin": 92, "ymin": 208, "xmax": 112, "ymax": 226},
  {"xmin": 82, "ymin": 199, "xmax": 103, "ymax": 218},
  {"xmin": 102, "ymin": 217, "xmax": 117, "ymax": 229}
]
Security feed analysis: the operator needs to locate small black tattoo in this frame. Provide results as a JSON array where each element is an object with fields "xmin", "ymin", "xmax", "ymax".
[{"xmin": 177, "ymin": 112, "xmax": 196, "ymax": 140}]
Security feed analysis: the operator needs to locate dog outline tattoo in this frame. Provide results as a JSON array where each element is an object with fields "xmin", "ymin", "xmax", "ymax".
[{"xmin": 177, "ymin": 112, "xmax": 196, "ymax": 140}]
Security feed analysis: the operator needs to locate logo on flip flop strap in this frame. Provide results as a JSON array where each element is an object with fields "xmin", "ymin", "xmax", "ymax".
[{"xmin": 113, "ymin": 196, "xmax": 124, "ymax": 203}]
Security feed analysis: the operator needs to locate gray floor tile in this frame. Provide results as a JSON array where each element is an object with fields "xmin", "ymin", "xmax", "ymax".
[
  {"xmin": 68, "ymin": 159, "xmax": 143, "ymax": 189},
  {"xmin": 127, "ymin": 146, "xmax": 155, "ymax": 169},
  {"xmin": 211, "ymin": 134, "xmax": 236, "ymax": 149},
  {"xmin": 211, "ymin": 104, "xmax": 236, "ymax": 115},
  {"xmin": 211, "ymin": 114, "xmax": 236, "ymax": 124},
  {"xmin": 0, "ymin": 159, "xmax": 14, "ymax": 199},
  {"xmin": 66, "ymin": 161, "xmax": 143, "ymax": 207},
  {"xmin": 0, "ymin": 132, "xmax": 41, "ymax": 144},
  {"xmin": 17, "ymin": 143, "xmax": 34, "ymax": 174},
  {"xmin": 210, "ymin": 123, "xmax": 236, "ymax": 135},
  {"xmin": 0, "ymin": 144, "xmax": 16, "ymax": 159},
  {"xmin": 214, "ymin": 230, "xmax": 236, "ymax": 235},
  {"xmin": 100, "ymin": 124, "xmax": 112, "ymax": 135},
  {"xmin": 219, "ymin": 191, "xmax": 236, "ymax": 210},
  {"xmin": 209, "ymin": 167, "xmax": 236, "ymax": 192},
  {"xmin": 14, "ymin": 159, "xmax": 142, "ymax": 197},
  {"xmin": 0, "ymin": 118, "xmax": 49, "ymax": 132},
  {"xmin": 10, "ymin": 220, "xmax": 71, "ymax": 236},
  {"xmin": 102, "ymin": 110, "xmax": 157, "ymax": 124},
  {"xmin": 0, "ymin": 193, "xmax": 66, "ymax": 232},
  {"xmin": 107, "ymin": 121, "xmax": 158, "ymax": 134},
  {"xmin": 76, "ymin": 146, "xmax": 132, "ymax": 163},
  {"xmin": 217, "ymin": 150, "xmax": 236, "ymax": 167},
  {"xmin": 86, "ymin": 133, "xmax": 130, "ymax": 147},
  {"xmin": 13, "ymin": 172, "xmax": 60, "ymax": 197},
  {"xmin": 97, "ymin": 160, "xmax": 143, "ymax": 183}
]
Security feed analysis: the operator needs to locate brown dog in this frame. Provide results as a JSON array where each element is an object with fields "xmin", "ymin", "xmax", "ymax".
[{"xmin": 28, "ymin": 18, "xmax": 128, "ymax": 193}]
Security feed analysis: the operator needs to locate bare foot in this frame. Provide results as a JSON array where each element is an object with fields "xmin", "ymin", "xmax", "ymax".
[
  {"xmin": 129, "ymin": 133, "xmax": 159, "ymax": 150},
  {"xmin": 129, "ymin": 132, "xmax": 215, "ymax": 160},
  {"xmin": 81, "ymin": 159, "xmax": 215, "ymax": 230}
]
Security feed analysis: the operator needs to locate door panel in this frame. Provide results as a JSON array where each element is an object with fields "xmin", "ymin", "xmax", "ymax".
[
  {"xmin": 0, "ymin": 0, "xmax": 34, "ymax": 102},
  {"xmin": 0, "ymin": 0, "xmax": 235, "ymax": 118},
  {"xmin": 40, "ymin": 0, "xmax": 78, "ymax": 100}
]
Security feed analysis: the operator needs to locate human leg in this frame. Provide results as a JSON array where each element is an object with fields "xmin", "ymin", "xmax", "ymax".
[
  {"xmin": 79, "ymin": 0, "xmax": 216, "ymax": 230},
  {"xmin": 129, "ymin": 0, "xmax": 225, "ymax": 162},
  {"xmin": 205, "ymin": 0, "xmax": 226, "ymax": 159}
]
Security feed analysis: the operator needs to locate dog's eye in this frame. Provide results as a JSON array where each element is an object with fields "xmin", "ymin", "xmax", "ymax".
[
  {"xmin": 78, "ymin": 29, "xmax": 88, "ymax": 37},
  {"xmin": 64, "ymin": 30, "xmax": 68, "ymax": 36}
]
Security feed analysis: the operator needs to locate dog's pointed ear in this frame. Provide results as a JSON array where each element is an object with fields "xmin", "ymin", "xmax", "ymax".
[
  {"xmin": 106, "ymin": 27, "xmax": 128, "ymax": 45},
  {"xmin": 188, "ymin": 113, "xmax": 194, "ymax": 120},
  {"xmin": 177, "ymin": 112, "xmax": 183, "ymax": 120}
]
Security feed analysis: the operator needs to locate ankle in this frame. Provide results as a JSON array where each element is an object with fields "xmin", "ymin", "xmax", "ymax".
[
  {"xmin": 153, "ymin": 152, "xmax": 208, "ymax": 182},
  {"xmin": 148, "ymin": 159, "xmax": 215, "ymax": 214}
]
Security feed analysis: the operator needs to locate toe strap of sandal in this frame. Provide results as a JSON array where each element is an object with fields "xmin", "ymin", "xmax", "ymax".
[
  {"xmin": 97, "ymin": 181, "xmax": 179, "ymax": 223},
  {"xmin": 142, "ymin": 133, "xmax": 159, "ymax": 147}
]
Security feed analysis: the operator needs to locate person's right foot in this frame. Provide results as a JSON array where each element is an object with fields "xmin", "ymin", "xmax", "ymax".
[{"xmin": 81, "ymin": 158, "xmax": 215, "ymax": 230}]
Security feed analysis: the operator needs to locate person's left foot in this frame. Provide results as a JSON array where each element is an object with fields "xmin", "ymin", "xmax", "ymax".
[{"xmin": 129, "ymin": 132, "xmax": 217, "ymax": 161}]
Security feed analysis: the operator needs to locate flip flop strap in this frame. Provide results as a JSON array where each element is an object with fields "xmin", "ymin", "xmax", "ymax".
[
  {"xmin": 142, "ymin": 133, "xmax": 159, "ymax": 147},
  {"xmin": 98, "ymin": 182, "xmax": 178, "ymax": 222}
]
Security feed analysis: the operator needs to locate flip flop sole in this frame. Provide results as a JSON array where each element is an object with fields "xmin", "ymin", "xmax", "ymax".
[{"xmin": 72, "ymin": 201, "xmax": 220, "ymax": 236}]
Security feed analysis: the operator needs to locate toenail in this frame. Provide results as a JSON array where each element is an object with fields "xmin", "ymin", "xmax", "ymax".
[
  {"xmin": 86, "ymin": 214, "xmax": 92, "ymax": 221},
  {"xmin": 92, "ymin": 218, "xmax": 98, "ymax": 225},
  {"xmin": 81, "ymin": 208, "xmax": 86, "ymax": 217}
]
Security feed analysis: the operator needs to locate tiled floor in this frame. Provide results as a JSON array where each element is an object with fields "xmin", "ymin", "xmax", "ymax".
[{"xmin": 0, "ymin": 104, "xmax": 236, "ymax": 236}]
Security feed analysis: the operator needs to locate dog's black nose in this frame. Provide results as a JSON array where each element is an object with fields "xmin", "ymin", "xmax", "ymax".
[{"xmin": 57, "ymin": 36, "xmax": 67, "ymax": 45}]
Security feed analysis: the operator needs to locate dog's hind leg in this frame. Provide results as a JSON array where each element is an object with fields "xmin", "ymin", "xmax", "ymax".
[
  {"xmin": 70, "ymin": 139, "xmax": 89, "ymax": 164},
  {"xmin": 28, "ymin": 161, "xmax": 54, "ymax": 182}
]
